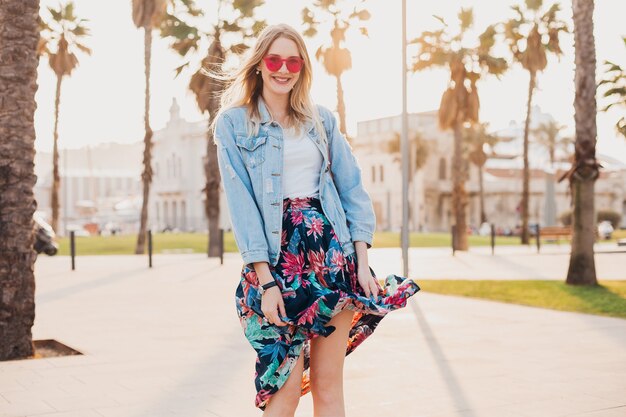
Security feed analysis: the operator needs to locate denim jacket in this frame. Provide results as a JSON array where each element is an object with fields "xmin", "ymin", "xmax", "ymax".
[{"xmin": 213, "ymin": 98, "xmax": 376, "ymax": 267}]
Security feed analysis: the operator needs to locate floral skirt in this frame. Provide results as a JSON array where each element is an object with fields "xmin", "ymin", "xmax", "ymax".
[{"xmin": 235, "ymin": 196, "xmax": 420, "ymax": 410}]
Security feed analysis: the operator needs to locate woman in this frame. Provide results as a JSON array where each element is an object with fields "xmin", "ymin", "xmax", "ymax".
[{"xmin": 211, "ymin": 23, "xmax": 420, "ymax": 416}]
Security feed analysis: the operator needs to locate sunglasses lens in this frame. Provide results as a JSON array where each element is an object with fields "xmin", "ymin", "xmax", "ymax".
[
  {"xmin": 265, "ymin": 56, "xmax": 282, "ymax": 72},
  {"xmin": 286, "ymin": 58, "xmax": 303, "ymax": 73}
]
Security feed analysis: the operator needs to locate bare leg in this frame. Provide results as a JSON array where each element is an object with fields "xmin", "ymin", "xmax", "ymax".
[
  {"xmin": 310, "ymin": 308, "xmax": 355, "ymax": 417},
  {"xmin": 262, "ymin": 345, "xmax": 306, "ymax": 417}
]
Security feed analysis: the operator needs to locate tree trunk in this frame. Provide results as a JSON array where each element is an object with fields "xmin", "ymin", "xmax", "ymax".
[
  {"xmin": 0, "ymin": 0, "xmax": 40, "ymax": 360},
  {"xmin": 452, "ymin": 121, "xmax": 468, "ymax": 250},
  {"xmin": 521, "ymin": 70, "xmax": 536, "ymax": 245},
  {"xmin": 135, "ymin": 26, "xmax": 153, "ymax": 254},
  {"xmin": 478, "ymin": 165, "xmax": 486, "ymax": 223},
  {"xmin": 335, "ymin": 75, "xmax": 348, "ymax": 142},
  {"xmin": 567, "ymin": 0, "xmax": 598, "ymax": 285},
  {"xmin": 205, "ymin": 115, "xmax": 221, "ymax": 257},
  {"xmin": 50, "ymin": 75, "xmax": 62, "ymax": 233},
  {"xmin": 194, "ymin": 40, "xmax": 225, "ymax": 258}
]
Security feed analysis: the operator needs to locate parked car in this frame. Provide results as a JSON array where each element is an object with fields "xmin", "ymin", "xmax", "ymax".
[
  {"xmin": 33, "ymin": 213, "xmax": 58, "ymax": 256},
  {"xmin": 597, "ymin": 221, "xmax": 614, "ymax": 240}
]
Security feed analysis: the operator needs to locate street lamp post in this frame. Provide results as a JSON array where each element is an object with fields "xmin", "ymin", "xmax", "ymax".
[{"xmin": 401, "ymin": 0, "xmax": 409, "ymax": 277}]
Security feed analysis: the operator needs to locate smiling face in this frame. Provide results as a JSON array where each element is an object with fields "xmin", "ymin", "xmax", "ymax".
[{"xmin": 257, "ymin": 36, "xmax": 302, "ymax": 97}]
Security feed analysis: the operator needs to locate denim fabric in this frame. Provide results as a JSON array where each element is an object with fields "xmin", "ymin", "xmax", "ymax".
[{"xmin": 214, "ymin": 97, "xmax": 376, "ymax": 267}]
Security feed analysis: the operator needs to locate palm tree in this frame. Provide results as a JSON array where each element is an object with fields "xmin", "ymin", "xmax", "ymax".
[
  {"xmin": 598, "ymin": 37, "xmax": 626, "ymax": 140},
  {"xmin": 387, "ymin": 131, "xmax": 430, "ymax": 229},
  {"xmin": 132, "ymin": 0, "xmax": 167, "ymax": 254},
  {"xmin": 462, "ymin": 123, "xmax": 500, "ymax": 224},
  {"xmin": 302, "ymin": 1, "xmax": 370, "ymax": 141},
  {"xmin": 39, "ymin": 2, "xmax": 91, "ymax": 234},
  {"xmin": 558, "ymin": 0, "xmax": 600, "ymax": 285},
  {"xmin": 387, "ymin": 131, "xmax": 430, "ymax": 174},
  {"xmin": 410, "ymin": 9, "xmax": 507, "ymax": 250},
  {"xmin": 0, "ymin": 0, "xmax": 39, "ymax": 360},
  {"xmin": 502, "ymin": 0, "xmax": 567, "ymax": 244},
  {"xmin": 531, "ymin": 120, "xmax": 572, "ymax": 165},
  {"xmin": 160, "ymin": 0, "xmax": 265, "ymax": 257}
]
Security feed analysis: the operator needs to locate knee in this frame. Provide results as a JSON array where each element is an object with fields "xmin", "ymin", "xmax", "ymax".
[
  {"xmin": 310, "ymin": 368, "xmax": 343, "ymax": 404},
  {"xmin": 265, "ymin": 388, "xmax": 300, "ymax": 416}
]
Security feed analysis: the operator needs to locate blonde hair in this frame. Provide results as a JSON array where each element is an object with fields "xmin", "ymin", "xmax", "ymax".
[{"xmin": 208, "ymin": 23, "xmax": 326, "ymax": 141}]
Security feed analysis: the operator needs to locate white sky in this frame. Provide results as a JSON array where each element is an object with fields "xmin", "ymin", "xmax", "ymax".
[{"xmin": 35, "ymin": 0, "xmax": 626, "ymax": 162}]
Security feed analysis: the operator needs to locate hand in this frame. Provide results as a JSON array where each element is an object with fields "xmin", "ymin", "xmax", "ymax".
[
  {"xmin": 357, "ymin": 264, "xmax": 382, "ymax": 299},
  {"xmin": 261, "ymin": 286, "xmax": 288, "ymax": 326}
]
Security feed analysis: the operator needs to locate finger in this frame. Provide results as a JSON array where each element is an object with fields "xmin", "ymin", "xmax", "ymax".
[
  {"xmin": 362, "ymin": 284, "xmax": 371, "ymax": 298},
  {"xmin": 273, "ymin": 315, "xmax": 286, "ymax": 326},
  {"xmin": 278, "ymin": 301, "xmax": 287, "ymax": 320},
  {"xmin": 370, "ymin": 280, "xmax": 379, "ymax": 298},
  {"xmin": 271, "ymin": 309, "xmax": 286, "ymax": 326}
]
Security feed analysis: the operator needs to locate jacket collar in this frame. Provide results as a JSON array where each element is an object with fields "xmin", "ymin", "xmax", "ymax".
[{"xmin": 257, "ymin": 95, "xmax": 316, "ymax": 135}]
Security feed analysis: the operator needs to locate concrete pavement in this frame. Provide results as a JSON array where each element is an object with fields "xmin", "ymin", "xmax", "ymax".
[{"xmin": 0, "ymin": 249, "xmax": 624, "ymax": 417}]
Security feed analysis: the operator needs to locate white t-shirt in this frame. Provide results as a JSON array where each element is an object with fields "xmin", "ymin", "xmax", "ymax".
[{"xmin": 282, "ymin": 125, "xmax": 323, "ymax": 199}]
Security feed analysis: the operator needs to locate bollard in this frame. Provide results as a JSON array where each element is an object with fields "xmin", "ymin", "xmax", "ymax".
[
  {"xmin": 70, "ymin": 230, "xmax": 75, "ymax": 271},
  {"xmin": 536, "ymin": 224, "xmax": 541, "ymax": 253},
  {"xmin": 451, "ymin": 225, "xmax": 457, "ymax": 256},
  {"xmin": 490, "ymin": 223, "xmax": 495, "ymax": 255},
  {"xmin": 148, "ymin": 229, "xmax": 153, "ymax": 268}
]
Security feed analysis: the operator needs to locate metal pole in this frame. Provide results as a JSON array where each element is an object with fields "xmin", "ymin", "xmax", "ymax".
[
  {"xmin": 220, "ymin": 228, "xmax": 224, "ymax": 265},
  {"xmin": 536, "ymin": 224, "xmax": 541, "ymax": 253},
  {"xmin": 401, "ymin": 0, "xmax": 409, "ymax": 277},
  {"xmin": 451, "ymin": 225, "xmax": 456, "ymax": 256},
  {"xmin": 70, "ymin": 230, "xmax": 75, "ymax": 270},
  {"xmin": 63, "ymin": 147, "xmax": 68, "ymax": 236},
  {"xmin": 148, "ymin": 229, "xmax": 153, "ymax": 268}
]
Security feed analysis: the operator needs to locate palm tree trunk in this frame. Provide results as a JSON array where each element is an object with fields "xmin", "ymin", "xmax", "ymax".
[
  {"xmin": 0, "ymin": 0, "xmax": 39, "ymax": 360},
  {"xmin": 51, "ymin": 74, "xmax": 62, "ymax": 233},
  {"xmin": 452, "ymin": 121, "xmax": 468, "ymax": 250},
  {"xmin": 567, "ymin": 0, "xmax": 598, "ymax": 285},
  {"xmin": 135, "ymin": 26, "xmax": 153, "ymax": 254},
  {"xmin": 478, "ymin": 165, "xmax": 486, "ymax": 223},
  {"xmin": 205, "ymin": 115, "xmax": 221, "ymax": 257},
  {"xmin": 336, "ymin": 75, "xmax": 348, "ymax": 139},
  {"xmin": 521, "ymin": 70, "xmax": 536, "ymax": 244}
]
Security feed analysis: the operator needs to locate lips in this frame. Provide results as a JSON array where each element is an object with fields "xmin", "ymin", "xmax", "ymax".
[{"xmin": 271, "ymin": 75, "xmax": 291, "ymax": 85}]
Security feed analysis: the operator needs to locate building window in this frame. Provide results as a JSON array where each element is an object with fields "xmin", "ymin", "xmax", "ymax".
[
  {"xmin": 439, "ymin": 158, "xmax": 447, "ymax": 180},
  {"xmin": 379, "ymin": 165, "xmax": 384, "ymax": 182},
  {"xmin": 371, "ymin": 165, "xmax": 376, "ymax": 183}
]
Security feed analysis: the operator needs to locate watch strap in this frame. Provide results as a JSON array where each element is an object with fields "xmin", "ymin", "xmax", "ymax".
[{"xmin": 260, "ymin": 280, "xmax": 278, "ymax": 293}]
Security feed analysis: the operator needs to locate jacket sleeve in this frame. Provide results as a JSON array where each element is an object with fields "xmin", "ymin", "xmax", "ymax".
[
  {"xmin": 324, "ymin": 108, "xmax": 376, "ymax": 249},
  {"xmin": 214, "ymin": 112, "xmax": 270, "ymax": 265}
]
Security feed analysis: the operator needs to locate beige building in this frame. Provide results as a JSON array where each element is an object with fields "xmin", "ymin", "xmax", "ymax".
[{"xmin": 353, "ymin": 106, "xmax": 626, "ymax": 233}]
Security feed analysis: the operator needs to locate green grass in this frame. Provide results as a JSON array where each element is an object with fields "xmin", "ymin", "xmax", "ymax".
[
  {"xmin": 57, "ymin": 231, "xmax": 522, "ymax": 255},
  {"xmin": 56, "ymin": 229, "xmax": 626, "ymax": 255},
  {"xmin": 56, "ymin": 233, "xmax": 239, "ymax": 256},
  {"xmin": 418, "ymin": 279, "xmax": 626, "ymax": 319}
]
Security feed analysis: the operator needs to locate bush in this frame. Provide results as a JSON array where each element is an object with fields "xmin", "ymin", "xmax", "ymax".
[
  {"xmin": 597, "ymin": 210, "xmax": 621, "ymax": 228},
  {"xmin": 558, "ymin": 209, "xmax": 621, "ymax": 228},
  {"xmin": 559, "ymin": 210, "xmax": 572, "ymax": 226}
]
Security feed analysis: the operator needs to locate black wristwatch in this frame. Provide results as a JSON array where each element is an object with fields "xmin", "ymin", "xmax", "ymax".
[{"xmin": 259, "ymin": 280, "xmax": 278, "ymax": 295}]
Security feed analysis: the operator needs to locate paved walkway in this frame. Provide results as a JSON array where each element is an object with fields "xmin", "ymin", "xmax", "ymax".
[{"xmin": 0, "ymin": 249, "xmax": 624, "ymax": 417}]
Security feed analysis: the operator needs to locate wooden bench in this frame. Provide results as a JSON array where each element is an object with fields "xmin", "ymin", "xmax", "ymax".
[
  {"xmin": 535, "ymin": 226, "xmax": 600, "ymax": 252},
  {"xmin": 538, "ymin": 226, "xmax": 572, "ymax": 242}
]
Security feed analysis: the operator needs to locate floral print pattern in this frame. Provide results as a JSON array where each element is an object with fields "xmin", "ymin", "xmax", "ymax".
[{"xmin": 235, "ymin": 196, "xmax": 420, "ymax": 410}]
